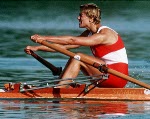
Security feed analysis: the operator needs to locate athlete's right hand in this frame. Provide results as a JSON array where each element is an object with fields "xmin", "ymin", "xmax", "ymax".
[{"xmin": 24, "ymin": 46, "xmax": 38, "ymax": 55}]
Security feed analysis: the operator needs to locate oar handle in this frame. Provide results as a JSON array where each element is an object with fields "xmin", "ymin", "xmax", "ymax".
[
  {"xmin": 35, "ymin": 39, "xmax": 150, "ymax": 89},
  {"xmin": 29, "ymin": 50, "xmax": 62, "ymax": 76}
]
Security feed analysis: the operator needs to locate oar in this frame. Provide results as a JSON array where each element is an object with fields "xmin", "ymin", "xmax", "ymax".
[
  {"xmin": 28, "ymin": 50, "xmax": 62, "ymax": 76},
  {"xmin": 35, "ymin": 39, "xmax": 150, "ymax": 89}
]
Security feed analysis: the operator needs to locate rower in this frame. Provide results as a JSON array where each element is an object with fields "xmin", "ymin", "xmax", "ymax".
[{"xmin": 25, "ymin": 3, "xmax": 128, "ymax": 88}]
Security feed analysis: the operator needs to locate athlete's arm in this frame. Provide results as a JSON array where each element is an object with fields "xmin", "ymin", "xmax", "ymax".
[{"xmin": 30, "ymin": 29, "xmax": 113, "ymax": 46}]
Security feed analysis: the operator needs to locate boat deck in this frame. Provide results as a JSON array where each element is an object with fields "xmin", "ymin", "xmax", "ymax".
[{"xmin": 0, "ymin": 83, "xmax": 150, "ymax": 101}]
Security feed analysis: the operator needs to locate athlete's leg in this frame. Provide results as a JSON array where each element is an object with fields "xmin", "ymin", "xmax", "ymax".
[
  {"xmin": 57, "ymin": 57, "xmax": 84, "ymax": 87},
  {"xmin": 57, "ymin": 53, "xmax": 105, "ymax": 87}
]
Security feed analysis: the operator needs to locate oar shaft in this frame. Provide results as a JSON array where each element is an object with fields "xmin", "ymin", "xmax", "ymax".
[
  {"xmin": 39, "ymin": 41, "xmax": 96, "ymax": 66},
  {"xmin": 30, "ymin": 50, "xmax": 62, "ymax": 76},
  {"xmin": 36, "ymin": 40, "xmax": 150, "ymax": 89}
]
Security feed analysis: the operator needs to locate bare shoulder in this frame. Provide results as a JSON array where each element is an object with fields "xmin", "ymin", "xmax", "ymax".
[
  {"xmin": 99, "ymin": 28, "xmax": 116, "ymax": 35},
  {"xmin": 99, "ymin": 28, "xmax": 118, "ymax": 44}
]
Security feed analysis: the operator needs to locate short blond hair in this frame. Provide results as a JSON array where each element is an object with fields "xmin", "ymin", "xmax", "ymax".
[{"xmin": 80, "ymin": 3, "xmax": 101, "ymax": 24}]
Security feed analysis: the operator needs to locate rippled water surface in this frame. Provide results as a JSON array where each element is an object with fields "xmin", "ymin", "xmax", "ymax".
[
  {"xmin": 0, "ymin": 1, "xmax": 150, "ymax": 119},
  {"xmin": 0, "ymin": 100, "xmax": 150, "ymax": 119}
]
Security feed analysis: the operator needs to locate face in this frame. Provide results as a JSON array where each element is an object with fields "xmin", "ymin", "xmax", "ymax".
[{"xmin": 77, "ymin": 12, "xmax": 90, "ymax": 28}]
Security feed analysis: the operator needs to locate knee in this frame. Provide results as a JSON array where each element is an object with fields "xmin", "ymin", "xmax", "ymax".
[
  {"xmin": 69, "ymin": 56, "xmax": 80, "ymax": 63},
  {"xmin": 70, "ymin": 52, "xmax": 83, "ymax": 61},
  {"xmin": 69, "ymin": 53, "xmax": 83, "ymax": 64},
  {"xmin": 76, "ymin": 52, "xmax": 105, "ymax": 65},
  {"xmin": 75, "ymin": 53, "xmax": 85, "ymax": 59}
]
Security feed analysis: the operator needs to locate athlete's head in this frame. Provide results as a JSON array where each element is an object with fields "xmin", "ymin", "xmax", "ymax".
[{"xmin": 80, "ymin": 3, "xmax": 101, "ymax": 24}]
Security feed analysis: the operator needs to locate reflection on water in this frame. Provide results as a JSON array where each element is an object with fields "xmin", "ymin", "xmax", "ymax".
[{"xmin": 0, "ymin": 100, "xmax": 150, "ymax": 119}]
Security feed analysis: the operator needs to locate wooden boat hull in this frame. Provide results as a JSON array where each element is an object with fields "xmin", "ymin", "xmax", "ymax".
[{"xmin": 0, "ymin": 83, "xmax": 150, "ymax": 101}]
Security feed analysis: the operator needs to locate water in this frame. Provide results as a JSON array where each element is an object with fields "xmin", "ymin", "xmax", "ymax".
[
  {"xmin": 0, "ymin": 1, "xmax": 150, "ymax": 119},
  {"xmin": 0, "ymin": 100, "xmax": 150, "ymax": 119}
]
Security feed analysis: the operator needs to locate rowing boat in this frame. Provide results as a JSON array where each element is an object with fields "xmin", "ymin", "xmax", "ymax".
[
  {"xmin": 0, "ymin": 82, "xmax": 150, "ymax": 101},
  {"xmin": 1, "ymin": 45, "xmax": 149, "ymax": 101}
]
